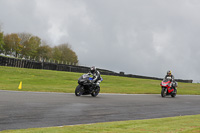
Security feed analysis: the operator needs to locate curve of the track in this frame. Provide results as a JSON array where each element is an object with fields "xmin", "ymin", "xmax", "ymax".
[{"xmin": 0, "ymin": 90, "xmax": 200, "ymax": 131}]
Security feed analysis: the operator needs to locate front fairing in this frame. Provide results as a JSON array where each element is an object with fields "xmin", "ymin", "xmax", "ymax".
[
  {"xmin": 160, "ymin": 79, "xmax": 171, "ymax": 87},
  {"xmin": 78, "ymin": 74, "xmax": 93, "ymax": 86}
]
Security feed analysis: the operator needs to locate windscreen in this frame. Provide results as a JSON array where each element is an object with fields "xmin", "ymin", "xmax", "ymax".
[
  {"xmin": 163, "ymin": 78, "xmax": 170, "ymax": 82},
  {"xmin": 82, "ymin": 74, "xmax": 90, "ymax": 79}
]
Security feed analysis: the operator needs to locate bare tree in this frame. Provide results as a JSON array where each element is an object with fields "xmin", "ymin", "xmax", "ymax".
[{"xmin": 17, "ymin": 32, "xmax": 32, "ymax": 45}]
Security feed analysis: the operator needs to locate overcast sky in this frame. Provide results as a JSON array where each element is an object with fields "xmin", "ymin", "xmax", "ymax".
[{"xmin": 0, "ymin": 0, "xmax": 200, "ymax": 81}]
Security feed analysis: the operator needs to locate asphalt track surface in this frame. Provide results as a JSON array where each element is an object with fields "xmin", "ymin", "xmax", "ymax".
[{"xmin": 0, "ymin": 90, "xmax": 200, "ymax": 131}]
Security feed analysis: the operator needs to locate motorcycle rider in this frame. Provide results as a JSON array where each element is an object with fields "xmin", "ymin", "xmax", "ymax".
[
  {"xmin": 164, "ymin": 70, "xmax": 177, "ymax": 92},
  {"xmin": 165, "ymin": 70, "xmax": 174, "ymax": 81},
  {"xmin": 88, "ymin": 66, "xmax": 102, "ymax": 87}
]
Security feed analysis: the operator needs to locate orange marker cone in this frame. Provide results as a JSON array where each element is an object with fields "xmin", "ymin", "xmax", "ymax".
[{"xmin": 18, "ymin": 81, "xmax": 22, "ymax": 89}]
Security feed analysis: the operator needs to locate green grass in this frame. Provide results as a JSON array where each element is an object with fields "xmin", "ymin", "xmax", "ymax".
[
  {"xmin": 2, "ymin": 114, "xmax": 200, "ymax": 133},
  {"xmin": 1, "ymin": 66, "xmax": 200, "ymax": 133},
  {"xmin": 0, "ymin": 66, "xmax": 200, "ymax": 95}
]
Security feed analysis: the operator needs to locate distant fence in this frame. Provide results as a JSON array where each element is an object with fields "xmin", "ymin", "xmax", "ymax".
[{"xmin": 0, "ymin": 56, "xmax": 193, "ymax": 83}]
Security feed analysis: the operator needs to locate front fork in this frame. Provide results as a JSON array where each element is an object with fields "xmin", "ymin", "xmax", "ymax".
[
  {"xmin": 164, "ymin": 88, "xmax": 167, "ymax": 95},
  {"xmin": 161, "ymin": 87, "xmax": 167, "ymax": 94}
]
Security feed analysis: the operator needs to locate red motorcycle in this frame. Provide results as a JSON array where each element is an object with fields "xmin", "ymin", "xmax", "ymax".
[{"xmin": 160, "ymin": 78, "xmax": 177, "ymax": 97}]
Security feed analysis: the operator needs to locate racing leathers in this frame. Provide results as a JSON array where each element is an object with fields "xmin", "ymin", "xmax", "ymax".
[
  {"xmin": 164, "ymin": 74, "xmax": 177, "ymax": 90},
  {"xmin": 165, "ymin": 74, "xmax": 175, "ymax": 81},
  {"xmin": 88, "ymin": 70, "xmax": 102, "ymax": 87}
]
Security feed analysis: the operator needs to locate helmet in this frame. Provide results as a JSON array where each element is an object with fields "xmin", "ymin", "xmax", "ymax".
[
  {"xmin": 167, "ymin": 70, "xmax": 172, "ymax": 76},
  {"xmin": 90, "ymin": 66, "xmax": 96, "ymax": 74}
]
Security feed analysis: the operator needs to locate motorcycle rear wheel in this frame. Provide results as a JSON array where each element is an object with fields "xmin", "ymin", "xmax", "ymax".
[
  {"xmin": 91, "ymin": 86, "xmax": 100, "ymax": 97},
  {"xmin": 75, "ymin": 85, "xmax": 84, "ymax": 96},
  {"xmin": 171, "ymin": 89, "xmax": 177, "ymax": 97}
]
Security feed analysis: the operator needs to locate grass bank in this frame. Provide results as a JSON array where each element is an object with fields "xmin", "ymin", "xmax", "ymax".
[
  {"xmin": 2, "ymin": 114, "xmax": 200, "ymax": 133},
  {"xmin": 0, "ymin": 66, "xmax": 200, "ymax": 95}
]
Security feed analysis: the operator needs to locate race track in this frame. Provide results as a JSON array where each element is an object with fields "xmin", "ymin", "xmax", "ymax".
[{"xmin": 0, "ymin": 90, "xmax": 200, "ymax": 131}]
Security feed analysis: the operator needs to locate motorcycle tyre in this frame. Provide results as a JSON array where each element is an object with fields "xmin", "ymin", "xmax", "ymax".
[
  {"xmin": 171, "ymin": 89, "xmax": 177, "ymax": 98},
  {"xmin": 161, "ymin": 87, "xmax": 167, "ymax": 97},
  {"xmin": 91, "ymin": 86, "xmax": 100, "ymax": 97},
  {"xmin": 75, "ymin": 85, "xmax": 84, "ymax": 96}
]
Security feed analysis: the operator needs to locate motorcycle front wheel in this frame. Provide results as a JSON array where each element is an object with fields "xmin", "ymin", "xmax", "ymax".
[
  {"xmin": 161, "ymin": 87, "xmax": 167, "ymax": 97},
  {"xmin": 91, "ymin": 86, "xmax": 100, "ymax": 97},
  {"xmin": 75, "ymin": 85, "xmax": 84, "ymax": 96}
]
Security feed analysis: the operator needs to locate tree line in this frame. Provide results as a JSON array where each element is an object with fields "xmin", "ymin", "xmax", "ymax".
[{"xmin": 0, "ymin": 31, "xmax": 78, "ymax": 65}]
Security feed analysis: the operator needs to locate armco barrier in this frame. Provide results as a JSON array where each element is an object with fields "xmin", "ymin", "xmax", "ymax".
[{"xmin": 0, "ymin": 56, "xmax": 193, "ymax": 83}]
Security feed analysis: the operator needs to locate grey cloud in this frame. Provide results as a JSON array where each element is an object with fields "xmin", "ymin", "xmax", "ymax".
[{"xmin": 0, "ymin": 0, "xmax": 200, "ymax": 81}]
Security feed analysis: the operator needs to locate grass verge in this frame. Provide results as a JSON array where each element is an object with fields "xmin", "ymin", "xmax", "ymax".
[
  {"xmin": 0, "ymin": 66, "xmax": 200, "ymax": 95},
  {"xmin": 2, "ymin": 114, "xmax": 200, "ymax": 133}
]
